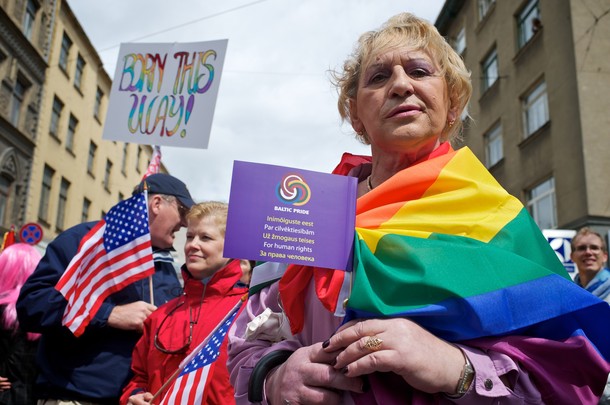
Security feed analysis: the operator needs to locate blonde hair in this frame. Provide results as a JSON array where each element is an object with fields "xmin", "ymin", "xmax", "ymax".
[
  {"xmin": 186, "ymin": 201, "xmax": 228, "ymax": 236},
  {"xmin": 331, "ymin": 12, "xmax": 472, "ymax": 143}
]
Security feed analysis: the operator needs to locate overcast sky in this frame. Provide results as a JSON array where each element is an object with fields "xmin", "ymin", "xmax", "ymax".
[{"xmin": 69, "ymin": 0, "xmax": 445, "ymax": 203}]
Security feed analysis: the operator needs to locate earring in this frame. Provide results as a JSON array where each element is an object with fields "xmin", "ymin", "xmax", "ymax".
[
  {"xmin": 357, "ymin": 130, "xmax": 364, "ymax": 136},
  {"xmin": 448, "ymin": 120, "xmax": 455, "ymax": 128}
]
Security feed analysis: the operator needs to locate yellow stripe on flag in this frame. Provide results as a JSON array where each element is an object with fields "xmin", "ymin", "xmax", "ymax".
[{"xmin": 357, "ymin": 148, "xmax": 523, "ymax": 254}]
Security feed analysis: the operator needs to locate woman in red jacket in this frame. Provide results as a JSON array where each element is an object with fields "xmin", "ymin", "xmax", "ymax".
[{"xmin": 122, "ymin": 201, "xmax": 248, "ymax": 405}]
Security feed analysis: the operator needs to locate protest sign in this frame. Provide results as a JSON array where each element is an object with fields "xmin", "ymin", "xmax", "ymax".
[
  {"xmin": 102, "ymin": 40, "xmax": 227, "ymax": 149},
  {"xmin": 224, "ymin": 161, "xmax": 357, "ymax": 270}
]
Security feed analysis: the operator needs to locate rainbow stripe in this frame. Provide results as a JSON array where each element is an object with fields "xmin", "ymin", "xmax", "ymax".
[{"xmin": 345, "ymin": 147, "xmax": 610, "ymax": 358}]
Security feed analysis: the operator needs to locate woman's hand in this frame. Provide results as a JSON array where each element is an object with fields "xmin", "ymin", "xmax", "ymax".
[
  {"xmin": 127, "ymin": 391, "xmax": 153, "ymax": 405},
  {"xmin": 0, "ymin": 376, "xmax": 10, "ymax": 391},
  {"xmin": 323, "ymin": 318, "xmax": 465, "ymax": 395},
  {"xmin": 266, "ymin": 342, "xmax": 366, "ymax": 405}
]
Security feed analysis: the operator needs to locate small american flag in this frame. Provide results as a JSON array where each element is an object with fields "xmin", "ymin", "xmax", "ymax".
[
  {"xmin": 159, "ymin": 299, "xmax": 243, "ymax": 405},
  {"xmin": 55, "ymin": 191, "xmax": 155, "ymax": 336}
]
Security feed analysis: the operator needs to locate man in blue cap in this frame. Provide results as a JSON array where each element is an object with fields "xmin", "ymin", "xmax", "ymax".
[{"xmin": 17, "ymin": 173, "xmax": 195, "ymax": 405}]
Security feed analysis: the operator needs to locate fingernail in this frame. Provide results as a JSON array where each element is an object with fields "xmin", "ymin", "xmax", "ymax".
[
  {"xmin": 362, "ymin": 377, "xmax": 370, "ymax": 392},
  {"xmin": 322, "ymin": 339, "xmax": 330, "ymax": 348},
  {"xmin": 341, "ymin": 366, "xmax": 349, "ymax": 374}
]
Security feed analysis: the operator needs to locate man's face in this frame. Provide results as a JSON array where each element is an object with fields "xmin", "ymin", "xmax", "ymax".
[
  {"xmin": 148, "ymin": 195, "xmax": 188, "ymax": 249},
  {"xmin": 571, "ymin": 233, "xmax": 608, "ymax": 275}
]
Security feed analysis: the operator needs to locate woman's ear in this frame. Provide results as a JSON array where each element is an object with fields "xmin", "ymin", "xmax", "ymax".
[{"xmin": 349, "ymin": 98, "xmax": 364, "ymax": 134}]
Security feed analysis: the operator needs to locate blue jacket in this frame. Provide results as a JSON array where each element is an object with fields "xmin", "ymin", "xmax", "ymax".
[{"xmin": 16, "ymin": 222, "xmax": 182, "ymax": 404}]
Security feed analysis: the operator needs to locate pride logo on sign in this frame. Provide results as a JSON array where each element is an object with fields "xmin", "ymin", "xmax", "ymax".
[{"xmin": 276, "ymin": 174, "xmax": 311, "ymax": 206}]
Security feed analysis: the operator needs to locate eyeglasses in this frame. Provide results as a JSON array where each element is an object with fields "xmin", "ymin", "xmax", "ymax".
[
  {"xmin": 161, "ymin": 195, "xmax": 189, "ymax": 219},
  {"xmin": 574, "ymin": 244, "xmax": 603, "ymax": 253},
  {"xmin": 154, "ymin": 300, "xmax": 193, "ymax": 355}
]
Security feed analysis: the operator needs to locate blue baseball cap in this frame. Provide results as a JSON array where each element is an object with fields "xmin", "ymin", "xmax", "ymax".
[{"xmin": 133, "ymin": 173, "xmax": 195, "ymax": 209}]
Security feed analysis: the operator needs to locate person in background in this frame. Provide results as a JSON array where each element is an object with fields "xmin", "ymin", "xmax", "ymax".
[
  {"xmin": 227, "ymin": 12, "xmax": 610, "ymax": 404},
  {"xmin": 0, "ymin": 243, "xmax": 42, "ymax": 405},
  {"xmin": 16, "ymin": 173, "xmax": 194, "ymax": 405},
  {"xmin": 122, "ymin": 201, "xmax": 248, "ymax": 405},
  {"xmin": 238, "ymin": 260, "xmax": 255, "ymax": 287},
  {"xmin": 571, "ymin": 227, "xmax": 610, "ymax": 302},
  {"xmin": 570, "ymin": 227, "xmax": 610, "ymax": 405}
]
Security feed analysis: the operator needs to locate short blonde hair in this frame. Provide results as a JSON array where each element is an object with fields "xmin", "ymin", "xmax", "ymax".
[
  {"xmin": 331, "ymin": 12, "xmax": 472, "ymax": 144},
  {"xmin": 186, "ymin": 201, "xmax": 228, "ymax": 237}
]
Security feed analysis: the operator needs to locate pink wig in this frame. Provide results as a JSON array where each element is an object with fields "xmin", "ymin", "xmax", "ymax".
[{"xmin": 0, "ymin": 243, "xmax": 42, "ymax": 340}]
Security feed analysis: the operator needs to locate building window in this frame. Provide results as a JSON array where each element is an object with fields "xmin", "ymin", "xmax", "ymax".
[
  {"xmin": 526, "ymin": 177, "xmax": 557, "ymax": 230},
  {"xmin": 39, "ymin": 165, "xmax": 54, "ymax": 222},
  {"xmin": 59, "ymin": 33, "xmax": 72, "ymax": 72},
  {"xmin": 94, "ymin": 87, "xmax": 103, "ymax": 119},
  {"xmin": 66, "ymin": 114, "xmax": 77, "ymax": 152},
  {"xmin": 454, "ymin": 27, "xmax": 466, "ymax": 55},
  {"xmin": 0, "ymin": 176, "xmax": 10, "ymax": 225},
  {"xmin": 484, "ymin": 123, "xmax": 503, "ymax": 168},
  {"xmin": 104, "ymin": 160, "xmax": 112, "ymax": 191},
  {"xmin": 74, "ymin": 54, "xmax": 85, "ymax": 90},
  {"xmin": 518, "ymin": 0, "xmax": 540, "ymax": 48},
  {"xmin": 118, "ymin": 192, "xmax": 124, "ymax": 203},
  {"xmin": 136, "ymin": 146, "xmax": 142, "ymax": 173},
  {"xmin": 50, "ymin": 96, "xmax": 63, "ymax": 136},
  {"xmin": 478, "ymin": 0, "xmax": 496, "ymax": 20},
  {"xmin": 87, "ymin": 142, "xmax": 97, "ymax": 175},
  {"xmin": 82, "ymin": 198, "xmax": 91, "ymax": 222},
  {"xmin": 522, "ymin": 81, "xmax": 549, "ymax": 137},
  {"xmin": 481, "ymin": 48, "xmax": 498, "ymax": 92},
  {"xmin": 23, "ymin": 0, "xmax": 38, "ymax": 40},
  {"xmin": 10, "ymin": 79, "xmax": 26, "ymax": 127},
  {"xmin": 56, "ymin": 178, "xmax": 70, "ymax": 231},
  {"xmin": 121, "ymin": 144, "xmax": 128, "ymax": 175}
]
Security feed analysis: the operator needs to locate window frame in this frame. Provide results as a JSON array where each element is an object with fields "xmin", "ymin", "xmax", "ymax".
[
  {"xmin": 56, "ymin": 178, "xmax": 70, "ymax": 231},
  {"xmin": 522, "ymin": 80, "xmax": 549, "ymax": 138},
  {"xmin": 103, "ymin": 159, "xmax": 113, "ymax": 191},
  {"xmin": 50, "ymin": 96, "xmax": 64, "ymax": 137},
  {"xmin": 39, "ymin": 165, "xmax": 54, "ymax": 223},
  {"xmin": 66, "ymin": 113, "xmax": 78, "ymax": 152},
  {"xmin": 59, "ymin": 33, "xmax": 72, "ymax": 72},
  {"xmin": 87, "ymin": 142, "xmax": 97, "ymax": 175},
  {"xmin": 484, "ymin": 122, "xmax": 503, "ymax": 168},
  {"xmin": 478, "ymin": 0, "xmax": 496, "ymax": 20},
  {"xmin": 517, "ymin": 0, "xmax": 541, "ymax": 48},
  {"xmin": 10, "ymin": 79, "xmax": 27, "ymax": 127},
  {"xmin": 23, "ymin": 0, "xmax": 38, "ymax": 40},
  {"xmin": 74, "ymin": 54, "xmax": 86, "ymax": 90},
  {"xmin": 94, "ymin": 87, "xmax": 103, "ymax": 119},
  {"xmin": 526, "ymin": 177, "xmax": 557, "ymax": 230},
  {"xmin": 82, "ymin": 197, "xmax": 91, "ymax": 222},
  {"xmin": 481, "ymin": 47, "xmax": 499, "ymax": 92}
]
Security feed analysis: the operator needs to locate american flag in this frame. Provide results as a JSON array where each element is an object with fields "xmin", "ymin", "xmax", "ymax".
[
  {"xmin": 159, "ymin": 299, "xmax": 243, "ymax": 405},
  {"xmin": 55, "ymin": 191, "xmax": 155, "ymax": 336},
  {"xmin": 142, "ymin": 145, "xmax": 162, "ymax": 180}
]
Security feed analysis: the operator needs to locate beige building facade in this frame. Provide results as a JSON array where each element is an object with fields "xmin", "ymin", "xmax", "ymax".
[
  {"xmin": 0, "ymin": 0, "xmax": 54, "ymax": 237},
  {"xmin": 0, "ymin": 0, "xmax": 170, "ymax": 248},
  {"xmin": 436, "ymin": 0, "xmax": 610, "ymax": 237}
]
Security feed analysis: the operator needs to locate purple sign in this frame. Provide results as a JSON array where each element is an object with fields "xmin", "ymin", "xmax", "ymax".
[{"xmin": 224, "ymin": 161, "xmax": 357, "ymax": 270}]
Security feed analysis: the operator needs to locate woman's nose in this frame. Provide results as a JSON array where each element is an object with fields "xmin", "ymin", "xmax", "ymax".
[{"xmin": 389, "ymin": 67, "xmax": 414, "ymax": 97}]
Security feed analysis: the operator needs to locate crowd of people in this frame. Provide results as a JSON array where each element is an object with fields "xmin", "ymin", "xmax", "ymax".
[{"xmin": 1, "ymin": 11, "xmax": 610, "ymax": 405}]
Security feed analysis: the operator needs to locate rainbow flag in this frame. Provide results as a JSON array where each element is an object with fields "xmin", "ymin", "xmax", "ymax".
[{"xmin": 346, "ymin": 146, "xmax": 610, "ymax": 351}]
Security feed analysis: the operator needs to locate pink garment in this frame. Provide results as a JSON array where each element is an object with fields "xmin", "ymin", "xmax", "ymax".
[{"xmin": 228, "ymin": 281, "xmax": 547, "ymax": 404}]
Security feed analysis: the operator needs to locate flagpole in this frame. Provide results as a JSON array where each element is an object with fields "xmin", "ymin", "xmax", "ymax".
[
  {"xmin": 150, "ymin": 294, "xmax": 247, "ymax": 403},
  {"xmin": 141, "ymin": 184, "xmax": 155, "ymax": 306}
]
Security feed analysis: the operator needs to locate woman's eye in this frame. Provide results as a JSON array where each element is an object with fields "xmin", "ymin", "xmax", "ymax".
[
  {"xmin": 408, "ymin": 68, "xmax": 431, "ymax": 78},
  {"xmin": 368, "ymin": 71, "xmax": 388, "ymax": 84}
]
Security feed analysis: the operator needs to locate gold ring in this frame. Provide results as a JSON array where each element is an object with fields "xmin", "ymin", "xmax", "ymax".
[{"xmin": 364, "ymin": 335, "xmax": 383, "ymax": 351}]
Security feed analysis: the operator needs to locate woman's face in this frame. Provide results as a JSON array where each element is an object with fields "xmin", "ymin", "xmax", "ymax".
[
  {"xmin": 184, "ymin": 215, "xmax": 229, "ymax": 280},
  {"xmin": 350, "ymin": 46, "xmax": 456, "ymax": 155}
]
